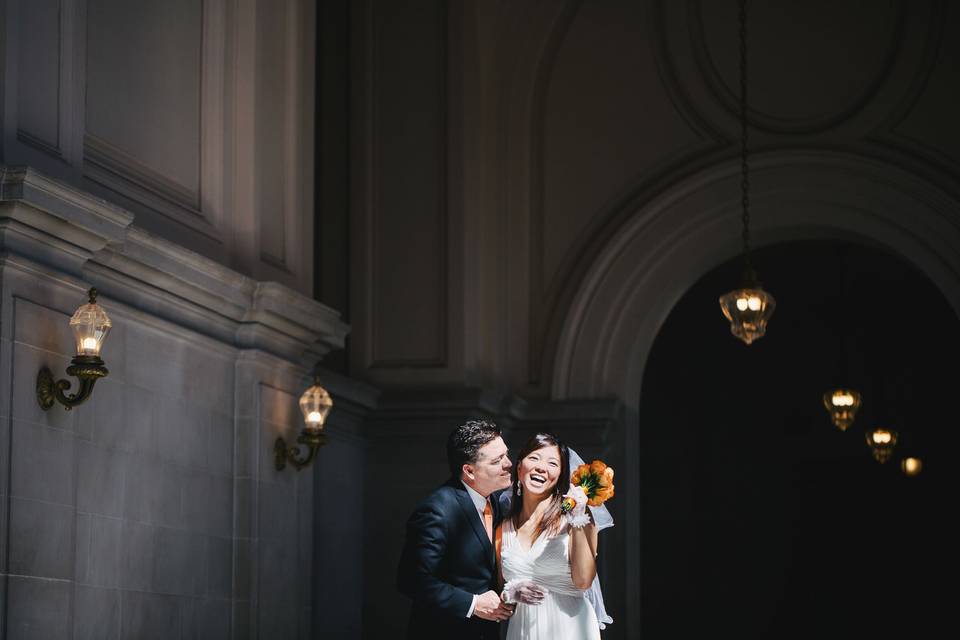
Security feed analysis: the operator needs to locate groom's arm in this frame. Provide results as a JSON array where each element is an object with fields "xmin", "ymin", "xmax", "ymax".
[{"xmin": 397, "ymin": 500, "xmax": 475, "ymax": 618}]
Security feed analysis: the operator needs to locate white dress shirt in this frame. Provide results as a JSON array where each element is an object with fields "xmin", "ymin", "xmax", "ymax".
[{"xmin": 461, "ymin": 481, "xmax": 490, "ymax": 618}]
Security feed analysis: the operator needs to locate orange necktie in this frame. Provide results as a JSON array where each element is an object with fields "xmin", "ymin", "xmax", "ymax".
[{"xmin": 483, "ymin": 499, "xmax": 493, "ymax": 542}]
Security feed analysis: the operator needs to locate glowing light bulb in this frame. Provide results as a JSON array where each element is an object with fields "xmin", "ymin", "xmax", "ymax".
[
  {"xmin": 747, "ymin": 296, "xmax": 762, "ymax": 311},
  {"xmin": 873, "ymin": 431, "xmax": 891, "ymax": 444},
  {"xmin": 833, "ymin": 393, "xmax": 854, "ymax": 407},
  {"xmin": 307, "ymin": 411, "xmax": 323, "ymax": 424},
  {"xmin": 736, "ymin": 298, "xmax": 749, "ymax": 311},
  {"xmin": 82, "ymin": 337, "xmax": 98, "ymax": 352},
  {"xmin": 901, "ymin": 457, "xmax": 922, "ymax": 476}
]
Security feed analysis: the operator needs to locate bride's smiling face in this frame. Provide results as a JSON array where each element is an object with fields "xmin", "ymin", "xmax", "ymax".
[{"xmin": 519, "ymin": 445, "xmax": 562, "ymax": 496}]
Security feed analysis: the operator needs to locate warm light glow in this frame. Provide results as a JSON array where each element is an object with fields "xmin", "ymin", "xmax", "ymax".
[
  {"xmin": 823, "ymin": 389, "xmax": 861, "ymax": 431},
  {"xmin": 719, "ymin": 287, "xmax": 776, "ymax": 345},
  {"xmin": 70, "ymin": 293, "xmax": 111, "ymax": 356},
  {"xmin": 299, "ymin": 379, "xmax": 333, "ymax": 432},
  {"xmin": 866, "ymin": 427, "xmax": 898, "ymax": 463},
  {"xmin": 832, "ymin": 393, "xmax": 854, "ymax": 407},
  {"xmin": 901, "ymin": 457, "xmax": 923, "ymax": 476}
]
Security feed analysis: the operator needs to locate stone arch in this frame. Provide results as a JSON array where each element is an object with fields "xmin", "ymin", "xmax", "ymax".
[{"xmin": 549, "ymin": 149, "xmax": 960, "ymax": 633}]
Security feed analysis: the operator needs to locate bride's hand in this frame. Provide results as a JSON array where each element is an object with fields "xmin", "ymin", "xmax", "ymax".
[
  {"xmin": 502, "ymin": 579, "xmax": 547, "ymax": 606},
  {"xmin": 563, "ymin": 485, "xmax": 589, "ymax": 525}
]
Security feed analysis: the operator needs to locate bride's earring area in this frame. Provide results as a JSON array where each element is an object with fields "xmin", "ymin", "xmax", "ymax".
[{"xmin": 517, "ymin": 480, "xmax": 522, "ymax": 496}]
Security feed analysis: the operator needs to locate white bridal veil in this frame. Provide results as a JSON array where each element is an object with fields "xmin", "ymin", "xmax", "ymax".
[{"xmin": 567, "ymin": 447, "xmax": 614, "ymax": 630}]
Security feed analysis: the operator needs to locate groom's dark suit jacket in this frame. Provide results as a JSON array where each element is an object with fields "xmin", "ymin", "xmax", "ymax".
[{"xmin": 397, "ymin": 477, "xmax": 506, "ymax": 640}]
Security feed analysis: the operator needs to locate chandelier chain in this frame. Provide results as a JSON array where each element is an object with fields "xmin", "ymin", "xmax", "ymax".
[{"xmin": 739, "ymin": 0, "xmax": 750, "ymax": 259}]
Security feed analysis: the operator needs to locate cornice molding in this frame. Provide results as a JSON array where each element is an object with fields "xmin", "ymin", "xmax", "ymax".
[{"xmin": 0, "ymin": 165, "xmax": 349, "ymax": 363}]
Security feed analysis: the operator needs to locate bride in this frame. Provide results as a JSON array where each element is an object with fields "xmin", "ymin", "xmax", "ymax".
[{"xmin": 497, "ymin": 432, "xmax": 613, "ymax": 639}]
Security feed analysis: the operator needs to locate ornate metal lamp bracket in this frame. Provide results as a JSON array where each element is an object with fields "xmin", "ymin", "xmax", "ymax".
[{"xmin": 274, "ymin": 430, "xmax": 328, "ymax": 471}]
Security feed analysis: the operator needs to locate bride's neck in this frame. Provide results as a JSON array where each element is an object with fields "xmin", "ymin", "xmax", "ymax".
[{"xmin": 519, "ymin": 492, "xmax": 552, "ymax": 525}]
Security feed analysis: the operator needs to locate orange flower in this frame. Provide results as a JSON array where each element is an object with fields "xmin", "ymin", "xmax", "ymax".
[
  {"xmin": 571, "ymin": 465, "xmax": 585, "ymax": 486},
  {"xmin": 589, "ymin": 484, "xmax": 615, "ymax": 507},
  {"xmin": 569, "ymin": 460, "xmax": 615, "ymax": 508},
  {"xmin": 589, "ymin": 460, "xmax": 608, "ymax": 476}
]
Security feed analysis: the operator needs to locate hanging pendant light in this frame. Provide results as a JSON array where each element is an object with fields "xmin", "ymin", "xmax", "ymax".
[
  {"xmin": 866, "ymin": 427, "xmax": 898, "ymax": 464},
  {"xmin": 900, "ymin": 457, "xmax": 922, "ymax": 477},
  {"xmin": 719, "ymin": 0, "xmax": 775, "ymax": 345},
  {"xmin": 823, "ymin": 389, "xmax": 862, "ymax": 431}
]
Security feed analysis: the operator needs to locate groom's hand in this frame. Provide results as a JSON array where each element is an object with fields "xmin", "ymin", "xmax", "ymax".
[{"xmin": 473, "ymin": 590, "xmax": 514, "ymax": 621}]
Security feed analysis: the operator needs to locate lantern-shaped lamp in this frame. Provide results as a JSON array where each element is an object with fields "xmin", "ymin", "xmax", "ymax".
[
  {"xmin": 866, "ymin": 427, "xmax": 898, "ymax": 464},
  {"xmin": 717, "ymin": 0, "xmax": 776, "ymax": 345},
  {"xmin": 299, "ymin": 381, "xmax": 332, "ymax": 432},
  {"xmin": 70, "ymin": 290, "xmax": 112, "ymax": 356},
  {"xmin": 823, "ymin": 389, "xmax": 862, "ymax": 431},
  {"xmin": 720, "ymin": 286, "xmax": 776, "ymax": 345},
  {"xmin": 275, "ymin": 375, "xmax": 333, "ymax": 471},
  {"xmin": 36, "ymin": 288, "xmax": 111, "ymax": 410}
]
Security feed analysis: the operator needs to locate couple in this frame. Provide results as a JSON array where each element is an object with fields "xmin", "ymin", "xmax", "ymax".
[{"xmin": 397, "ymin": 420, "xmax": 612, "ymax": 639}]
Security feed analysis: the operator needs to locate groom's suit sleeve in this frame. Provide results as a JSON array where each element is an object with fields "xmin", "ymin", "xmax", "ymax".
[{"xmin": 397, "ymin": 499, "xmax": 475, "ymax": 619}]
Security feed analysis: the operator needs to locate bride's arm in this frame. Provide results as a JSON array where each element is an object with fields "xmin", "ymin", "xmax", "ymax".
[{"xmin": 569, "ymin": 519, "xmax": 599, "ymax": 590}]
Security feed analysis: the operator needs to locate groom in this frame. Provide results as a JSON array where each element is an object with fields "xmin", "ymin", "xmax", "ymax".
[{"xmin": 397, "ymin": 419, "xmax": 515, "ymax": 639}]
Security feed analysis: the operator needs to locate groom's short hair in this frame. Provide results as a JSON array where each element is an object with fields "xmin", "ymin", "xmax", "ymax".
[{"xmin": 447, "ymin": 419, "xmax": 502, "ymax": 477}]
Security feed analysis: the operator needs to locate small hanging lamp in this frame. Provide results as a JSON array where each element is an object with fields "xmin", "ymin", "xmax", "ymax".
[
  {"xmin": 866, "ymin": 427, "xmax": 898, "ymax": 464},
  {"xmin": 719, "ymin": 0, "xmax": 775, "ymax": 345},
  {"xmin": 823, "ymin": 389, "xmax": 862, "ymax": 431},
  {"xmin": 900, "ymin": 457, "xmax": 922, "ymax": 477}
]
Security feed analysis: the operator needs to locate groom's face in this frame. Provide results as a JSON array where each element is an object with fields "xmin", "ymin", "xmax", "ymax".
[{"xmin": 463, "ymin": 437, "xmax": 512, "ymax": 497}]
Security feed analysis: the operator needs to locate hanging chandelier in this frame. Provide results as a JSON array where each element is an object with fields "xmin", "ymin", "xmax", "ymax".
[
  {"xmin": 822, "ymin": 389, "xmax": 862, "ymax": 431},
  {"xmin": 719, "ymin": 0, "xmax": 775, "ymax": 345},
  {"xmin": 866, "ymin": 427, "xmax": 898, "ymax": 464}
]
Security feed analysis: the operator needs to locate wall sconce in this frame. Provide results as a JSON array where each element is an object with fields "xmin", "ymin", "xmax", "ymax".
[
  {"xmin": 274, "ymin": 375, "xmax": 333, "ymax": 471},
  {"xmin": 36, "ymin": 288, "xmax": 111, "ymax": 411},
  {"xmin": 823, "ymin": 389, "xmax": 862, "ymax": 431},
  {"xmin": 866, "ymin": 427, "xmax": 898, "ymax": 464}
]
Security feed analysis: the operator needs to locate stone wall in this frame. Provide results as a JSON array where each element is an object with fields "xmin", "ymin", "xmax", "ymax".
[{"xmin": 0, "ymin": 168, "xmax": 369, "ymax": 639}]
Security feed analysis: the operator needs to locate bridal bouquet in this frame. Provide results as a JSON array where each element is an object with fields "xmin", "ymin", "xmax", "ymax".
[{"xmin": 561, "ymin": 460, "xmax": 615, "ymax": 526}]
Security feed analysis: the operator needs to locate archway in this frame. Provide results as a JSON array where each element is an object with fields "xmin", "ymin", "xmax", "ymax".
[
  {"xmin": 551, "ymin": 150, "xmax": 960, "ymax": 636},
  {"xmin": 639, "ymin": 240, "xmax": 955, "ymax": 637}
]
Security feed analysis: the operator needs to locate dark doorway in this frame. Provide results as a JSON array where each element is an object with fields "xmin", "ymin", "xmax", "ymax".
[{"xmin": 638, "ymin": 241, "xmax": 955, "ymax": 639}]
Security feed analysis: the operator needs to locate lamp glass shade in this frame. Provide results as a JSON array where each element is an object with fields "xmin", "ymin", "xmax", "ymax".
[
  {"xmin": 866, "ymin": 427, "xmax": 898, "ymax": 463},
  {"xmin": 69, "ymin": 301, "xmax": 112, "ymax": 356},
  {"xmin": 299, "ymin": 382, "xmax": 332, "ymax": 432},
  {"xmin": 823, "ymin": 389, "xmax": 862, "ymax": 431},
  {"xmin": 719, "ymin": 287, "xmax": 776, "ymax": 345}
]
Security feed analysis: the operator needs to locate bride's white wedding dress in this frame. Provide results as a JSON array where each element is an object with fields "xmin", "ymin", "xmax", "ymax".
[{"xmin": 501, "ymin": 519, "xmax": 601, "ymax": 640}]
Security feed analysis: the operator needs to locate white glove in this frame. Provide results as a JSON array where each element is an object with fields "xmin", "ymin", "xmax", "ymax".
[
  {"xmin": 563, "ymin": 485, "xmax": 590, "ymax": 528},
  {"xmin": 502, "ymin": 579, "xmax": 547, "ymax": 605}
]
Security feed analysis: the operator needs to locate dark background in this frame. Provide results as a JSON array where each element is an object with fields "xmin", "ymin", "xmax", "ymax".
[{"xmin": 638, "ymin": 241, "xmax": 954, "ymax": 638}]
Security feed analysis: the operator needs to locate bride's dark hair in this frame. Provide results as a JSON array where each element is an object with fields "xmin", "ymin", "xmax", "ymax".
[{"xmin": 509, "ymin": 432, "xmax": 570, "ymax": 538}]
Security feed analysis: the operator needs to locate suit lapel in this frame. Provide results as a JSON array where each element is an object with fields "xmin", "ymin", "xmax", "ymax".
[{"xmin": 452, "ymin": 482, "xmax": 493, "ymax": 561}]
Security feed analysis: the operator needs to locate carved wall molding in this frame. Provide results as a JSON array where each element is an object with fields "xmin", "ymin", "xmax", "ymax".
[
  {"xmin": 1, "ymin": 0, "xmax": 316, "ymax": 293},
  {"xmin": 525, "ymin": 0, "xmax": 725, "ymax": 388},
  {"xmin": 691, "ymin": 0, "xmax": 905, "ymax": 134},
  {"xmin": 354, "ymin": 0, "xmax": 451, "ymax": 376},
  {"xmin": 655, "ymin": 0, "xmax": 942, "ymax": 137}
]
